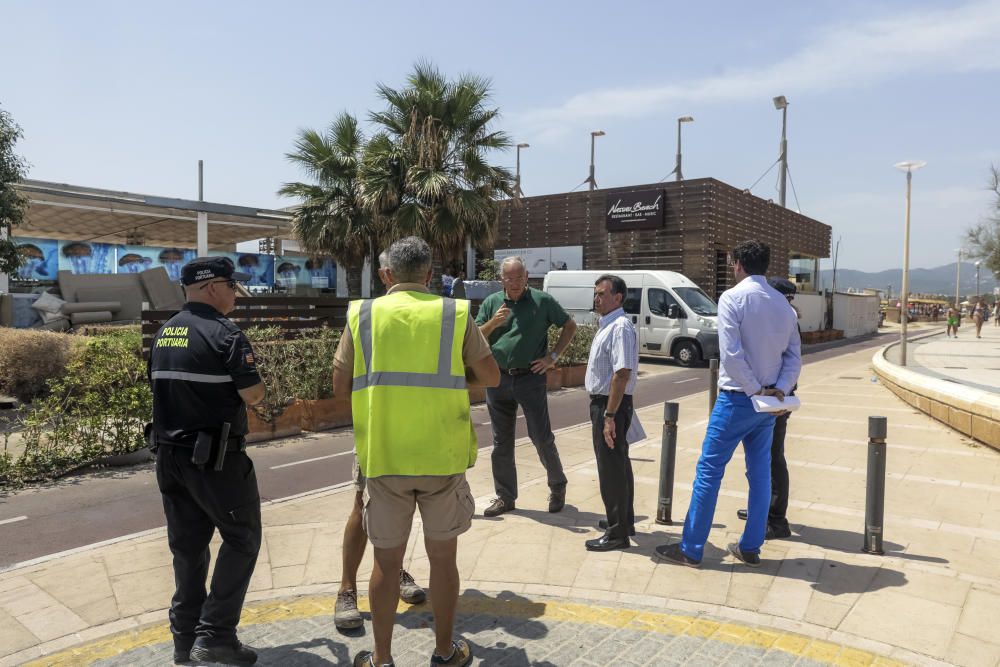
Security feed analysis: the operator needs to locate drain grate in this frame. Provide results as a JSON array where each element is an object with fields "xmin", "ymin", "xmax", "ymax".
[
  {"xmin": 838, "ymin": 376, "xmax": 863, "ymax": 380},
  {"xmin": 944, "ymin": 366, "xmax": 968, "ymax": 369}
]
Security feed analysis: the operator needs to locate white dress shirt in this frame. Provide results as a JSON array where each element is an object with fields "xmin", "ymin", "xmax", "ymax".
[{"xmin": 717, "ymin": 275, "xmax": 801, "ymax": 396}]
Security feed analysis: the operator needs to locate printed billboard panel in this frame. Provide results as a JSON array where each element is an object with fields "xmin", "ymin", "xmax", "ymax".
[
  {"xmin": 273, "ymin": 256, "xmax": 337, "ymax": 289},
  {"xmin": 493, "ymin": 246, "xmax": 583, "ymax": 277},
  {"xmin": 58, "ymin": 241, "xmax": 120, "ymax": 275},
  {"xmin": 12, "ymin": 237, "xmax": 59, "ymax": 280},
  {"xmin": 117, "ymin": 246, "xmax": 197, "ymax": 281},
  {"xmin": 231, "ymin": 253, "xmax": 275, "ymax": 287}
]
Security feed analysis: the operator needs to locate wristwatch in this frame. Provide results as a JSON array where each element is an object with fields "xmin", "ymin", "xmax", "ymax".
[
  {"xmin": 604, "ymin": 411, "xmax": 616, "ymax": 420},
  {"xmin": 549, "ymin": 351, "xmax": 558, "ymax": 362}
]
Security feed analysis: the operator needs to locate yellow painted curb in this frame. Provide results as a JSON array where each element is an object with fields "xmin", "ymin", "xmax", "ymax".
[{"xmin": 28, "ymin": 593, "xmax": 908, "ymax": 666}]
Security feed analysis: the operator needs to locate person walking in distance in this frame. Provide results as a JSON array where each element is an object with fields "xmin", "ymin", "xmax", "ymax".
[
  {"xmin": 148, "ymin": 256, "xmax": 265, "ymax": 665},
  {"xmin": 946, "ymin": 307, "xmax": 959, "ymax": 338},
  {"xmin": 331, "ymin": 250, "xmax": 427, "ymax": 632},
  {"xmin": 333, "ymin": 237, "xmax": 500, "ymax": 667},
  {"xmin": 654, "ymin": 241, "xmax": 801, "ymax": 569},
  {"xmin": 973, "ymin": 299, "xmax": 987, "ymax": 338},
  {"xmin": 584, "ymin": 275, "xmax": 640, "ymax": 552},
  {"xmin": 476, "ymin": 256, "xmax": 578, "ymax": 517}
]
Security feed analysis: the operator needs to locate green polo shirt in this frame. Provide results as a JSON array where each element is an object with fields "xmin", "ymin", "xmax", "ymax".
[{"xmin": 475, "ymin": 287, "xmax": 570, "ymax": 370}]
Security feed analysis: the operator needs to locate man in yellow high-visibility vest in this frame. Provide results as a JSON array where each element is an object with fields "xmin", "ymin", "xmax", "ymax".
[{"xmin": 332, "ymin": 236, "xmax": 499, "ymax": 667}]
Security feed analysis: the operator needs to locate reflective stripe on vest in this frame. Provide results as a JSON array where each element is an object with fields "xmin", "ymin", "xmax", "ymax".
[{"xmin": 352, "ymin": 297, "xmax": 466, "ymax": 391}]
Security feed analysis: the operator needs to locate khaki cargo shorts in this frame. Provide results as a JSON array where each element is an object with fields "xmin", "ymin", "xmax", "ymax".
[{"xmin": 362, "ymin": 473, "xmax": 475, "ymax": 549}]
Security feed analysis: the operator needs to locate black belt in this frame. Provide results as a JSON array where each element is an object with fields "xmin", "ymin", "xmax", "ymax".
[
  {"xmin": 158, "ymin": 437, "xmax": 246, "ymax": 451},
  {"xmin": 720, "ymin": 388, "xmax": 744, "ymax": 394},
  {"xmin": 501, "ymin": 367, "xmax": 533, "ymax": 376}
]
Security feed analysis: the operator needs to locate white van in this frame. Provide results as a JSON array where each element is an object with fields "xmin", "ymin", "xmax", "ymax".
[{"xmin": 542, "ymin": 270, "xmax": 719, "ymax": 367}]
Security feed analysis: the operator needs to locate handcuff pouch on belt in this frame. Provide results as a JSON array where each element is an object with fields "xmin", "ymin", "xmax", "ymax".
[{"xmin": 191, "ymin": 422, "xmax": 233, "ymax": 471}]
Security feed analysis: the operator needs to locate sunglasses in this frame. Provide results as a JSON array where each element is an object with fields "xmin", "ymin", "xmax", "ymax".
[{"xmin": 199, "ymin": 279, "xmax": 237, "ymax": 290}]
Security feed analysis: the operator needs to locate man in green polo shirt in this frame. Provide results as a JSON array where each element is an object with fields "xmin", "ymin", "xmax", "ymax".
[{"xmin": 476, "ymin": 256, "xmax": 578, "ymax": 517}]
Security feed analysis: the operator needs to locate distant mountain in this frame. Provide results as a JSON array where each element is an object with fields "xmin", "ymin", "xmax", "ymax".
[{"xmin": 819, "ymin": 262, "xmax": 997, "ymax": 298}]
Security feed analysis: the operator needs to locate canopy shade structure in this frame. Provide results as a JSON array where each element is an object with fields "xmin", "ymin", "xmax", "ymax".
[{"xmin": 14, "ymin": 180, "xmax": 294, "ymax": 250}]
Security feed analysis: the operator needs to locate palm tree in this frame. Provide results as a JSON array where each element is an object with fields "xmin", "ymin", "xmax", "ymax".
[
  {"xmin": 361, "ymin": 62, "xmax": 515, "ymax": 264},
  {"xmin": 278, "ymin": 113, "xmax": 378, "ymax": 294}
]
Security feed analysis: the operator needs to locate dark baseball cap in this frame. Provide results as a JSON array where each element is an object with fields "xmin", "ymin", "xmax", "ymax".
[
  {"xmin": 181, "ymin": 256, "xmax": 251, "ymax": 286},
  {"xmin": 768, "ymin": 276, "xmax": 797, "ymax": 297}
]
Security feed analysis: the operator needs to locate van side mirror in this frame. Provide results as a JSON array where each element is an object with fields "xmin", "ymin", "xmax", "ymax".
[{"xmin": 667, "ymin": 304, "xmax": 684, "ymax": 319}]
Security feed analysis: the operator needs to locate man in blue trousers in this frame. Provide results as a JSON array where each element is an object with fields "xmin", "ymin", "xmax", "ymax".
[{"xmin": 654, "ymin": 240, "xmax": 801, "ymax": 568}]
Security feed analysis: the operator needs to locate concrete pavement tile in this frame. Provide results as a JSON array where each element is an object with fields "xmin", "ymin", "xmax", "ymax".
[
  {"xmin": 872, "ymin": 567, "xmax": 968, "ymax": 606},
  {"xmin": 725, "ymin": 583, "xmax": 770, "ymax": 611},
  {"xmin": 956, "ymin": 587, "xmax": 1000, "ymax": 640},
  {"xmin": 270, "ymin": 564, "xmax": 306, "ymax": 589},
  {"xmin": 0, "ymin": 576, "xmax": 32, "ymax": 595},
  {"xmin": 73, "ymin": 596, "xmax": 121, "ymax": 627},
  {"xmin": 802, "ymin": 597, "xmax": 852, "ymax": 628},
  {"xmin": 102, "ymin": 541, "xmax": 171, "ymax": 578},
  {"xmin": 16, "ymin": 602, "xmax": 88, "ymax": 642},
  {"xmin": 109, "ymin": 565, "xmax": 174, "ymax": 617},
  {"xmin": 757, "ymin": 557, "xmax": 823, "ymax": 620},
  {"xmin": 0, "ymin": 608, "xmax": 38, "ymax": 657},
  {"xmin": 262, "ymin": 528, "xmax": 316, "ymax": 569},
  {"xmin": 839, "ymin": 590, "xmax": 961, "ymax": 657},
  {"xmin": 946, "ymin": 632, "xmax": 1000, "ymax": 667},
  {"xmin": 29, "ymin": 559, "xmax": 115, "ymax": 621},
  {"xmin": 0, "ymin": 583, "xmax": 54, "ymax": 616},
  {"xmin": 611, "ymin": 557, "xmax": 655, "ymax": 594},
  {"xmin": 643, "ymin": 561, "xmax": 732, "ymax": 605}
]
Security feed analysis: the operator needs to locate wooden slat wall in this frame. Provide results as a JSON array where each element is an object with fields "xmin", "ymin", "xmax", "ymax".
[{"xmin": 497, "ymin": 178, "xmax": 831, "ymax": 297}]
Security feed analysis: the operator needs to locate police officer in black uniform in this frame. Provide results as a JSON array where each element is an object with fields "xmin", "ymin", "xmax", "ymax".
[{"xmin": 149, "ymin": 256, "xmax": 265, "ymax": 666}]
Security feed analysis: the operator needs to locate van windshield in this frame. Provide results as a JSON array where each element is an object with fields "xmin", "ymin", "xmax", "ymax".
[{"xmin": 674, "ymin": 287, "xmax": 718, "ymax": 316}]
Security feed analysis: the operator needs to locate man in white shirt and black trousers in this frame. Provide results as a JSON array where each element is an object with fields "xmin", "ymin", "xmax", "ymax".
[{"xmin": 584, "ymin": 274, "xmax": 640, "ymax": 552}]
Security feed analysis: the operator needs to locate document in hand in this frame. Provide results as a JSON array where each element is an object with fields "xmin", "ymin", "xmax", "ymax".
[
  {"xmin": 751, "ymin": 395, "xmax": 802, "ymax": 413},
  {"xmin": 626, "ymin": 414, "xmax": 647, "ymax": 444}
]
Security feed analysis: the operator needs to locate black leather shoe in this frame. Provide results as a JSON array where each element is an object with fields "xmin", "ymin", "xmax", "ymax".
[
  {"xmin": 765, "ymin": 524, "xmax": 792, "ymax": 540},
  {"xmin": 737, "ymin": 509, "xmax": 748, "ymax": 521},
  {"xmin": 585, "ymin": 534, "xmax": 630, "ymax": 551},
  {"xmin": 597, "ymin": 519, "xmax": 636, "ymax": 536},
  {"xmin": 548, "ymin": 489, "xmax": 566, "ymax": 513},
  {"xmin": 173, "ymin": 637, "xmax": 194, "ymax": 664},
  {"xmin": 189, "ymin": 639, "xmax": 258, "ymax": 665},
  {"xmin": 483, "ymin": 497, "xmax": 515, "ymax": 517}
]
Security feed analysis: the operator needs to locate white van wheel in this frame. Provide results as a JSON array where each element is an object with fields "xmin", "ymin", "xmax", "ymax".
[{"xmin": 673, "ymin": 340, "xmax": 701, "ymax": 367}]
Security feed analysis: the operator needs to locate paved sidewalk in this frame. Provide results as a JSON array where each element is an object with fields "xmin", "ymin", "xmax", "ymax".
[{"xmin": 1, "ymin": 337, "xmax": 999, "ymax": 666}]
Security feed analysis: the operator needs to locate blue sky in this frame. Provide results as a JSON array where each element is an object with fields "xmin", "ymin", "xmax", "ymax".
[{"xmin": 3, "ymin": 0, "xmax": 998, "ymax": 272}]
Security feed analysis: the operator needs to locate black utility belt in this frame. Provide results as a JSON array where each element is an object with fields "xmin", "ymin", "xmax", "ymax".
[
  {"xmin": 159, "ymin": 437, "xmax": 246, "ymax": 452},
  {"xmin": 501, "ymin": 367, "xmax": 533, "ymax": 376}
]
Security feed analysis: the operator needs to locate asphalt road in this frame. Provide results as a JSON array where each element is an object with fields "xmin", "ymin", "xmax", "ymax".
[{"xmin": 0, "ymin": 331, "xmax": 905, "ymax": 568}]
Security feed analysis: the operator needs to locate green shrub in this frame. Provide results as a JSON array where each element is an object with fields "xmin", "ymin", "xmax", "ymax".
[
  {"xmin": 3, "ymin": 329, "xmax": 151, "ymax": 486},
  {"xmin": 250, "ymin": 326, "xmax": 341, "ymax": 421},
  {"xmin": 0, "ymin": 328, "xmax": 81, "ymax": 402},
  {"xmin": 548, "ymin": 322, "xmax": 597, "ymax": 366}
]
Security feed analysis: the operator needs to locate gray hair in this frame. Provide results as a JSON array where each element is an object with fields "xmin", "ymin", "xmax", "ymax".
[
  {"xmin": 378, "ymin": 250, "xmax": 389, "ymax": 268},
  {"xmin": 500, "ymin": 256, "xmax": 526, "ymax": 273},
  {"xmin": 387, "ymin": 236, "xmax": 432, "ymax": 283}
]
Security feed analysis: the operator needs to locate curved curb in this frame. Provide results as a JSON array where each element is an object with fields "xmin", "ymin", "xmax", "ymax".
[
  {"xmin": 19, "ymin": 592, "xmax": 914, "ymax": 667},
  {"xmin": 872, "ymin": 339, "xmax": 1000, "ymax": 452}
]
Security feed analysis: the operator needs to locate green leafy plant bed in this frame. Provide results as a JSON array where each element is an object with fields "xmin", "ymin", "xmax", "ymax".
[{"xmin": 1, "ymin": 328, "xmax": 152, "ymax": 487}]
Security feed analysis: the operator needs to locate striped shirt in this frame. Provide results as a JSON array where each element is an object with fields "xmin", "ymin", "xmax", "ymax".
[{"xmin": 585, "ymin": 307, "xmax": 639, "ymax": 396}]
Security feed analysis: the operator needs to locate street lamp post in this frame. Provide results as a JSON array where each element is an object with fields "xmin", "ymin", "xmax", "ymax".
[
  {"xmin": 515, "ymin": 143, "xmax": 529, "ymax": 199},
  {"xmin": 586, "ymin": 130, "xmax": 605, "ymax": 191},
  {"xmin": 976, "ymin": 261, "xmax": 981, "ymax": 300},
  {"xmin": 773, "ymin": 96, "xmax": 789, "ymax": 207},
  {"xmin": 674, "ymin": 116, "xmax": 694, "ymax": 181},
  {"xmin": 894, "ymin": 160, "xmax": 927, "ymax": 367}
]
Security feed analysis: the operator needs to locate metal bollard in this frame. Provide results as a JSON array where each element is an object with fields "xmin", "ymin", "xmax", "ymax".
[
  {"xmin": 708, "ymin": 358, "xmax": 719, "ymax": 414},
  {"xmin": 656, "ymin": 402, "xmax": 679, "ymax": 525},
  {"xmin": 863, "ymin": 416, "xmax": 888, "ymax": 555}
]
